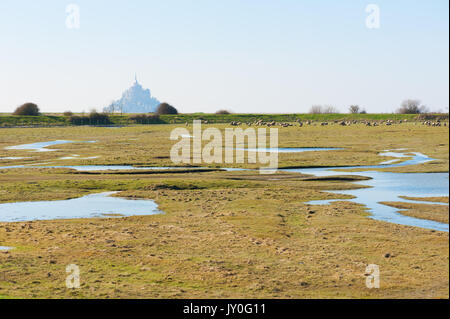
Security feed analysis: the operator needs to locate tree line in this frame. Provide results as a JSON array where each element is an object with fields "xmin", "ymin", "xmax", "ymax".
[
  {"xmin": 10, "ymin": 99, "xmax": 445, "ymax": 118},
  {"xmin": 10, "ymin": 102, "xmax": 179, "ymax": 125},
  {"xmin": 308, "ymin": 99, "xmax": 436, "ymax": 114}
]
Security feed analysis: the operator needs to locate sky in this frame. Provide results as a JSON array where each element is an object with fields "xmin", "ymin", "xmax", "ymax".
[{"xmin": 0, "ymin": 0, "xmax": 448, "ymax": 113}]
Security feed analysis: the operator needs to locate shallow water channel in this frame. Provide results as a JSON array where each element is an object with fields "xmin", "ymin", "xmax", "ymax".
[
  {"xmin": 280, "ymin": 151, "xmax": 449, "ymax": 232},
  {"xmin": 0, "ymin": 142, "xmax": 448, "ymax": 232},
  {"xmin": 4, "ymin": 140, "xmax": 96, "ymax": 152}
]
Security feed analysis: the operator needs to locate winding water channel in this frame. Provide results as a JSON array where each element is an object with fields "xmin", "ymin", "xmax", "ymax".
[
  {"xmin": 280, "ymin": 151, "xmax": 449, "ymax": 232},
  {"xmin": 0, "ymin": 141, "xmax": 448, "ymax": 232}
]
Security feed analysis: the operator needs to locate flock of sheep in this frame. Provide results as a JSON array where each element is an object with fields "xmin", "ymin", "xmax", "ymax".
[
  {"xmin": 421, "ymin": 120, "xmax": 447, "ymax": 127},
  {"xmin": 225, "ymin": 119, "xmax": 448, "ymax": 127}
]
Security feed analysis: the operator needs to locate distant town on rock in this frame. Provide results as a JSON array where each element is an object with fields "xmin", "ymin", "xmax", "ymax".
[{"xmin": 103, "ymin": 76, "xmax": 161, "ymax": 113}]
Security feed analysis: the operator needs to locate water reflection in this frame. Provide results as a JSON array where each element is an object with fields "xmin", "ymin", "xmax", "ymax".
[
  {"xmin": 281, "ymin": 152, "xmax": 449, "ymax": 232},
  {"xmin": 0, "ymin": 192, "xmax": 161, "ymax": 222},
  {"xmin": 4, "ymin": 140, "xmax": 96, "ymax": 152},
  {"xmin": 238, "ymin": 147, "xmax": 342, "ymax": 153}
]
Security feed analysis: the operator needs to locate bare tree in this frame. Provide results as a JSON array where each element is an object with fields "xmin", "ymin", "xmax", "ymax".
[
  {"xmin": 397, "ymin": 99, "xmax": 428, "ymax": 114},
  {"xmin": 309, "ymin": 105, "xmax": 323, "ymax": 114},
  {"xmin": 322, "ymin": 105, "xmax": 340, "ymax": 113},
  {"xmin": 309, "ymin": 105, "xmax": 340, "ymax": 114},
  {"xmin": 349, "ymin": 105, "xmax": 360, "ymax": 114},
  {"xmin": 109, "ymin": 101, "xmax": 116, "ymax": 114}
]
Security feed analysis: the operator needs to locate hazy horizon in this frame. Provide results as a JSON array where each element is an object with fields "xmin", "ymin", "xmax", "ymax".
[{"xmin": 1, "ymin": 0, "xmax": 448, "ymax": 114}]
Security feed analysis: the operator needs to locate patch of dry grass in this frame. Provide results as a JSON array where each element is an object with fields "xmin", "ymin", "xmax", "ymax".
[
  {"xmin": 380, "ymin": 201, "xmax": 449, "ymax": 224},
  {"xmin": 0, "ymin": 175, "xmax": 447, "ymax": 298},
  {"xmin": 0, "ymin": 123, "xmax": 448, "ymax": 299},
  {"xmin": 0, "ymin": 123, "xmax": 448, "ymax": 172},
  {"xmin": 399, "ymin": 196, "xmax": 449, "ymax": 204}
]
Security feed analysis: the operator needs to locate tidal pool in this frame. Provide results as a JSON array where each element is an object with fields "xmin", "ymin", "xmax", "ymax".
[
  {"xmin": 4, "ymin": 140, "xmax": 96, "ymax": 152},
  {"xmin": 0, "ymin": 192, "xmax": 161, "ymax": 222},
  {"xmin": 5, "ymin": 140, "xmax": 75, "ymax": 152},
  {"xmin": 238, "ymin": 147, "xmax": 342, "ymax": 153},
  {"xmin": 57, "ymin": 165, "xmax": 218, "ymax": 171},
  {"xmin": 281, "ymin": 151, "xmax": 449, "ymax": 232},
  {"xmin": 0, "ymin": 165, "xmax": 223, "ymax": 171},
  {"xmin": 0, "ymin": 142, "xmax": 448, "ymax": 231}
]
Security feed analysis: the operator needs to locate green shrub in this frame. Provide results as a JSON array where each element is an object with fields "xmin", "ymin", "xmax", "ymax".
[
  {"xmin": 130, "ymin": 114, "xmax": 161, "ymax": 124},
  {"xmin": 156, "ymin": 103, "xmax": 178, "ymax": 115},
  {"xmin": 13, "ymin": 103, "xmax": 40, "ymax": 116},
  {"xmin": 69, "ymin": 112, "xmax": 111, "ymax": 125},
  {"xmin": 215, "ymin": 109, "xmax": 232, "ymax": 114}
]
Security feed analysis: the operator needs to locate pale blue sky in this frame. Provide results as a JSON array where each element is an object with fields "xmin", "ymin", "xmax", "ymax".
[{"xmin": 0, "ymin": 0, "xmax": 448, "ymax": 113}]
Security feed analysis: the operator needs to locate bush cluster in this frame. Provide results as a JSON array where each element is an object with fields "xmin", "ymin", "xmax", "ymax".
[
  {"xmin": 156, "ymin": 103, "xmax": 178, "ymax": 115},
  {"xmin": 69, "ymin": 112, "xmax": 111, "ymax": 125},
  {"xmin": 129, "ymin": 114, "xmax": 161, "ymax": 124},
  {"xmin": 13, "ymin": 103, "xmax": 40, "ymax": 116}
]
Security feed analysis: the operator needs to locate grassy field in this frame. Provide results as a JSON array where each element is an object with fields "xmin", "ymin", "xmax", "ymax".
[
  {"xmin": 0, "ymin": 122, "xmax": 448, "ymax": 298},
  {"xmin": 1, "ymin": 112, "xmax": 447, "ymax": 127},
  {"xmin": 380, "ymin": 201, "xmax": 449, "ymax": 224},
  {"xmin": 0, "ymin": 122, "xmax": 448, "ymax": 172}
]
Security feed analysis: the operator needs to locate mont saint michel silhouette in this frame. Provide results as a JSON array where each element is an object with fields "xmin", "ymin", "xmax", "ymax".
[{"xmin": 103, "ymin": 75, "xmax": 161, "ymax": 113}]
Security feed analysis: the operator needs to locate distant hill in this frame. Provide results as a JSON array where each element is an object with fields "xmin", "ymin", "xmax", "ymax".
[{"xmin": 104, "ymin": 77, "xmax": 160, "ymax": 113}]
